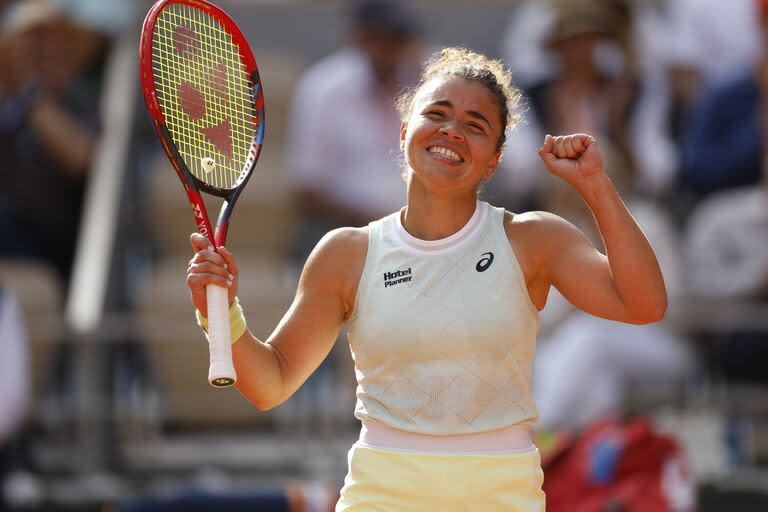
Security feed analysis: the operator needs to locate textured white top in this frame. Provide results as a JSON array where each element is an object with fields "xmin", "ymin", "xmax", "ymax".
[{"xmin": 347, "ymin": 201, "xmax": 540, "ymax": 435}]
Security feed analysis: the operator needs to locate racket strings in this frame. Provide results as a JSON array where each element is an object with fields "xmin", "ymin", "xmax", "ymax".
[{"xmin": 151, "ymin": 3, "xmax": 257, "ymax": 190}]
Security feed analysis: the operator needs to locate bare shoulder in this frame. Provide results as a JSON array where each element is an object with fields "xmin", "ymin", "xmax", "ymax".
[
  {"xmin": 314, "ymin": 226, "xmax": 368, "ymax": 257},
  {"xmin": 504, "ymin": 210, "xmax": 572, "ymax": 235},
  {"xmin": 504, "ymin": 210, "xmax": 582, "ymax": 248},
  {"xmin": 304, "ymin": 226, "xmax": 368, "ymax": 276},
  {"xmin": 502, "ymin": 210, "xmax": 581, "ymax": 281},
  {"xmin": 300, "ymin": 226, "xmax": 369, "ymax": 317}
]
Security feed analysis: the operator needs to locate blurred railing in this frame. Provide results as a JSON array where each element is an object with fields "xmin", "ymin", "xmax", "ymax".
[{"xmin": 62, "ymin": 32, "xmax": 138, "ymax": 471}]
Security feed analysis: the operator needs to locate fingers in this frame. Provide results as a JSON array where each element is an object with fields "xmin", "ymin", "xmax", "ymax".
[
  {"xmin": 538, "ymin": 134, "xmax": 556, "ymax": 165},
  {"xmin": 187, "ymin": 234, "xmax": 236, "ymax": 290},
  {"xmin": 218, "ymin": 246, "xmax": 239, "ymax": 277},
  {"xmin": 563, "ymin": 137, "xmax": 578, "ymax": 158},
  {"xmin": 189, "ymin": 233, "xmax": 231, "ymax": 269},
  {"xmin": 190, "ymin": 232, "xmax": 211, "ymax": 252},
  {"xmin": 540, "ymin": 133, "xmax": 593, "ymax": 159},
  {"xmin": 188, "ymin": 258, "xmax": 232, "ymax": 287},
  {"xmin": 539, "ymin": 133, "xmax": 554, "ymax": 154}
]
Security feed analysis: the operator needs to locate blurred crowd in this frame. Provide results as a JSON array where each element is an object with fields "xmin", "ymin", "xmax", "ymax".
[{"xmin": 0, "ymin": 0, "xmax": 767, "ymax": 509}]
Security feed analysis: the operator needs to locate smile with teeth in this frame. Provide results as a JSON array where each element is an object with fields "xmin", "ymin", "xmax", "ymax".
[{"xmin": 428, "ymin": 146, "xmax": 463, "ymax": 162}]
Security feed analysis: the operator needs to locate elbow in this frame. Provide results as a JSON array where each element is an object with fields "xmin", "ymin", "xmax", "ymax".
[
  {"xmin": 646, "ymin": 302, "xmax": 668, "ymax": 324},
  {"xmin": 250, "ymin": 385, "xmax": 288, "ymax": 412},
  {"xmin": 240, "ymin": 344, "xmax": 289, "ymax": 412},
  {"xmin": 253, "ymin": 400, "xmax": 278, "ymax": 412},
  {"xmin": 244, "ymin": 391, "xmax": 285, "ymax": 412},
  {"xmin": 631, "ymin": 295, "xmax": 668, "ymax": 324}
]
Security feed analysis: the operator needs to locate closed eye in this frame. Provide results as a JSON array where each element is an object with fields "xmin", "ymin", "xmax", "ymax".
[{"xmin": 467, "ymin": 122, "xmax": 485, "ymax": 133}]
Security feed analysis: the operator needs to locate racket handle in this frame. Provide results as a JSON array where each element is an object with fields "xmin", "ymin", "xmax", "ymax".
[{"xmin": 206, "ymin": 284, "xmax": 237, "ymax": 387}]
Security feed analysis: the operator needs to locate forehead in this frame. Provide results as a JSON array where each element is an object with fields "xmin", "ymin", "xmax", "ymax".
[{"xmin": 413, "ymin": 77, "xmax": 500, "ymax": 122}]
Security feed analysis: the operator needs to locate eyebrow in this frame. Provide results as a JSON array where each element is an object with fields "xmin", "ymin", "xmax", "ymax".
[{"xmin": 430, "ymin": 99, "xmax": 493, "ymax": 128}]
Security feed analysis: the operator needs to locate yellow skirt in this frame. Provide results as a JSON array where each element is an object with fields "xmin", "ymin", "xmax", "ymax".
[{"xmin": 336, "ymin": 443, "xmax": 545, "ymax": 511}]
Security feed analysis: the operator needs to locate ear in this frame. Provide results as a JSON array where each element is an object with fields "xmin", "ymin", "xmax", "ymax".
[
  {"xmin": 399, "ymin": 121, "xmax": 408, "ymax": 149},
  {"xmin": 485, "ymin": 151, "xmax": 501, "ymax": 180}
]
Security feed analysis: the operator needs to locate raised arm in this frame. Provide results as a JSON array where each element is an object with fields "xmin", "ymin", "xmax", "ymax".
[
  {"xmin": 187, "ymin": 227, "xmax": 367, "ymax": 410},
  {"xmin": 529, "ymin": 134, "xmax": 667, "ymax": 324}
]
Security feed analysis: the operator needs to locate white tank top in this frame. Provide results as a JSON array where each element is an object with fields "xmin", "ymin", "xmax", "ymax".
[{"xmin": 347, "ymin": 201, "xmax": 540, "ymax": 435}]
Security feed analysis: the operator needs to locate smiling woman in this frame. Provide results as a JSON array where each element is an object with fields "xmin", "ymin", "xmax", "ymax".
[{"xmin": 186, "ymin": 46, "xmax": 668, "ymax": 511}]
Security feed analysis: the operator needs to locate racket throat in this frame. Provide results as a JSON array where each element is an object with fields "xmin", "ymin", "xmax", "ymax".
[
  {"xmin": 184, "ymin": 188, "xmax": 215, "ymax": 242},
  {"xmin": 214, "ymin": 201, "xmax": 232, "ymax": 247}
]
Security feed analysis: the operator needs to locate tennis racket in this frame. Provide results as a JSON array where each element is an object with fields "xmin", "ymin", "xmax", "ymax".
[{"xmin": 139, "ymin": 0, "xmax": 265, "ymax": 387}]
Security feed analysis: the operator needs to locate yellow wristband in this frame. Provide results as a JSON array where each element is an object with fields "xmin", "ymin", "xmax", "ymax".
[{"xmin": 196, "ymin": 296, "xmax": 248, "ymax": 344}]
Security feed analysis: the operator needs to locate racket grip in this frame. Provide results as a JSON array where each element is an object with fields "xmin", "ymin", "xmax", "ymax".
[{"xmin": 206, "ymin": 284, "xmax": 237, "ymax": 387}]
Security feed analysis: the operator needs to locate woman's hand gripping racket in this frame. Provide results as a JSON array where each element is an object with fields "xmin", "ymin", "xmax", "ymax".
[{"xmin": 139, "ymin": 0, "xmax": 265, "ymax": 387}]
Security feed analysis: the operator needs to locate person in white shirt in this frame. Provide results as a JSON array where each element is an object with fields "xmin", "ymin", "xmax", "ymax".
[
  {"xmin": 285, "ymin": 0, "xmax": 425, "ymax": 260},
  {"xmin": 188, "ymin": 47, "xmax": 667, "ymax": 511}
]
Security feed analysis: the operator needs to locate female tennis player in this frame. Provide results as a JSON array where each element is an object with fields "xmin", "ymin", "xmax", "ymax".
[{"xmin": 187, "ymin": 47, "xmax": 667, "ymax": 511}]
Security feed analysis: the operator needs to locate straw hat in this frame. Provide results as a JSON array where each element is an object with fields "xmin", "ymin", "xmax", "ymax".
[
  {"xmin": 0, "ymin": 0, "xmax": 64, "ymax": 36},
  {"xmin": 545, "ymin": 0, "xmax": 616, "ymax": 47},
  {"xmin": 1, "ymin": 0, "xmax": 135, "ymax": 37}
]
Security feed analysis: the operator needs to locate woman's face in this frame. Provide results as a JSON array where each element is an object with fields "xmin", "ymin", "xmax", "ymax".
[{"xmin": 401, "ymin": 77, "xmax": 502, "ymax": 194}]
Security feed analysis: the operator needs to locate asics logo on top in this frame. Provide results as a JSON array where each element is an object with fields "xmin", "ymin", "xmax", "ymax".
[
  {"xmin": 476, "ymin": 252, "xmax": 494, "ymax": 272},
  {"xmin": 384, "ymin": 268, "xmax": 412, "ymax": 288}
]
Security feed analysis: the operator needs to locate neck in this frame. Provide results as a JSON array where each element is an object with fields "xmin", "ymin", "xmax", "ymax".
[{"xmin": 402, "ymin": 183, "xmax": 478, "ymax": 241}]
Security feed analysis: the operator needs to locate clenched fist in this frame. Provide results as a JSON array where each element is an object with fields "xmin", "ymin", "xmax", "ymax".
[{"xmin": 538, "ymin": 133, "xmax": 605, "ymax": 190}]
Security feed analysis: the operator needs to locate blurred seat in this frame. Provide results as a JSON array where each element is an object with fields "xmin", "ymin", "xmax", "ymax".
[
  {"xmin": 137, "ymin": 252, "xmax": 297, "ymax": 430},
  {"xmin": 147, "ymin": 147, "xmax": 297, "ymax": 256},
  {"xmin": 0, "ymin": 260, "xmax": 64, "ymax": 410},
  {"xmin": 252, "ymin": 50, "xmax": 305, "ymax": 148}
]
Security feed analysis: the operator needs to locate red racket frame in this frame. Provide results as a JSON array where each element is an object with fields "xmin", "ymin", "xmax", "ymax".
[{"xmin": 139, "ymin": 0, "xmax": 265, "ymax": 247}]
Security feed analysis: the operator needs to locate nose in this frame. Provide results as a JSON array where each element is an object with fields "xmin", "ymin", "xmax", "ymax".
[{"xmin": 438, "ymin": 121, "xmax": 464, "ymax": 141}]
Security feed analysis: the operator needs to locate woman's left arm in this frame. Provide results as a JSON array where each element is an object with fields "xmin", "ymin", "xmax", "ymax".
[{"xmin": 536, "ymin": 133, "xmax": 667, "ymax": 324}]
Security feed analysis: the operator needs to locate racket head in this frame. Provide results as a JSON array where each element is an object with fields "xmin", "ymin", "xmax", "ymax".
[{"xmin": 139, "ymin": 0, "xmax": 265, "ymax": 199}]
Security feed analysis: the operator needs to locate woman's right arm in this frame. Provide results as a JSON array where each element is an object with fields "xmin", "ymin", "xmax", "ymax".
[{"xmin": 187, "ymin": 227, "xmax": 367, "ymax": 410}]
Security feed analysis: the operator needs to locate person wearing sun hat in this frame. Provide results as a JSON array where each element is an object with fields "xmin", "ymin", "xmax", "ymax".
[
  {"xmin": 543, "ymin": 0, "xmax": 616, "ymax": 49},
  {"xmin": 0, "ymin": 0, "xmax": 113, "ymax": 281}
]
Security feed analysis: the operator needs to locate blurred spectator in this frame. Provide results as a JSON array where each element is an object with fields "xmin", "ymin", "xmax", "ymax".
[
  {"xmin": 534, "ymin": 312, "xmax": 691, "ymax": 430},
  {"xmin": 533, "ymin": 201, "xmax": 693, "ymax": 431},
  {"xmin": 674, "ymin": 1, "xmax": 768, "ymax": 470},
  {"xmin": 284, "ymin": 0, "xmax": 426, "ymax": 261},
  {"xmin": 677, "ymin": 0, "xmax": 768, "ymax": 199},
  {"xmin": 0, "ymin": 0, "xmax": 111, "ymax": 283},
  {"xmin": 496, "ymin": 0, "xmax": 676, "ymax": 210},
  {"xmin": 664, "ymin": 0, "xmax": 762, "ymax": 93},
  {"xmin": 0, "ymin": 286, "xmax": 31, "ymax": 510},
  {"xmin": 664, "ymin": 0, "xmax": 762, "ymax": 150},
  {"xmin": 602, "ymin": 0, "xmax": 678, "ymax": 197},
  {"xmin": 498, "ymin": 1, "xmax": 555, "ymax": 90}
]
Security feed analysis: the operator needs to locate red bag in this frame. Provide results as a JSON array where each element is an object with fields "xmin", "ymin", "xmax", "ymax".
[{"xmin": 541, "ymin": 417, "xmax": 697, "ymax": 512}]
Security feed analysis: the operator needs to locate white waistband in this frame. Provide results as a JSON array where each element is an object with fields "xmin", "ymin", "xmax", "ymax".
[{"xmin": 358, "ymin": 420, "xmax": 534, "ymax": 454}]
